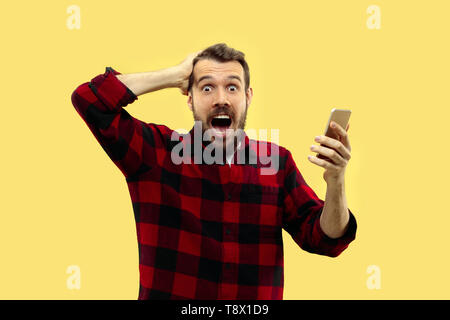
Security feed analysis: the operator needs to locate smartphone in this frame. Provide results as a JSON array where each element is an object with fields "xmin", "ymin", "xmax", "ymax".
[{"xmin": 316, "ymin": 108, "xmax": 351, "ymax": 160}]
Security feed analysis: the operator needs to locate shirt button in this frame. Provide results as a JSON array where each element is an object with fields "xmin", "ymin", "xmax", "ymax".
[
  {"xmin": 226, "ymin": 193, "xmax": 231, "ymax": 200},
  {"xmin": 225, "ymin": 263, "xmax": 231, "ymax": 269},
  {"xmin": 226, "ymin": 228, "xmax": 231, "ymax": 235}
]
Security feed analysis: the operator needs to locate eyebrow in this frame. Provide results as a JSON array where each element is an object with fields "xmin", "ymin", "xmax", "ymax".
[{"xmin": 197, "ymin": 75, "xmax": 242, "ymax": 85}]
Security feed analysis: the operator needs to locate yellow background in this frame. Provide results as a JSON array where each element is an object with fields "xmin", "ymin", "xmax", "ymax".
[{"xmin": 0, "ymin": 0, "xmax": 448, "ymax": 299}]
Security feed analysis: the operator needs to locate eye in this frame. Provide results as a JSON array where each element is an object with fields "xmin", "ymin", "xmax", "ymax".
[
  {"xmin": 202, "ymin": 85, "xmax": 212, "ymax": 92},
  {"xmin": 229, "ymin": 85, "xmax": 238, "ymax": 91}
]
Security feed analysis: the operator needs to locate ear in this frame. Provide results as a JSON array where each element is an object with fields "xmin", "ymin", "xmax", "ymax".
[
  {"xmin": 246, "ymin": 87, "xmax": 253, "ymax": 107},
  {"xmin": 187, "ymin": 91, "xmax": 193, "ymax": 112}
]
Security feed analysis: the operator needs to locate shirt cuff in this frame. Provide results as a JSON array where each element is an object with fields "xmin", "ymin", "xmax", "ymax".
[
  {"xmin": 88, "ymin": 67, "xmax": 138, "ymax": 112},
  {"xmin": 313, "ymin": 207, "xmax": 357, "ymax": 256}
]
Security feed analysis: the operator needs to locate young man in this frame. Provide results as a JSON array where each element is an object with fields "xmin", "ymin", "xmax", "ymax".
[{"xmin": 71, "ymin": 43, "xmax": 357, "ymax": 300}]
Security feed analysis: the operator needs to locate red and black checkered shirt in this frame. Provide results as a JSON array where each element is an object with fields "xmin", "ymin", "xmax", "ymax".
[{"xmin": 71, "ymin": 67, "xmax": 357, "ymax": 300}]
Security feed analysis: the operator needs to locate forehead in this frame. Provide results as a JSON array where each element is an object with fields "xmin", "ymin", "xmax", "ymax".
[{"xmin": 194, "ymin": 59, "xmax": 244, "ymax": 84}]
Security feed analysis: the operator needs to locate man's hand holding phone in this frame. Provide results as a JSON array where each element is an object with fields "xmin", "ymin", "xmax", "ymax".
[{"xmin": 308, "ymin": 109, "xmax": 352, "ymax": 185}]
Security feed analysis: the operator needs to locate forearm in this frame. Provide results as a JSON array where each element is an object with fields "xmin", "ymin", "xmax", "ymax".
[
  {"xmin": 116, "ymin": 66, "xmax": 184, "ymax": 96},
  {"xmin": 319, "ymin": 179, "xmax": 350, "ymax": 239}
]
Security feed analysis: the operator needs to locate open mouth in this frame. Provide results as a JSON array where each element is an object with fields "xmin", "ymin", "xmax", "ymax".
[{"xmin": 210, "ymin": 114, "xmax": 232, "ymax": 135}]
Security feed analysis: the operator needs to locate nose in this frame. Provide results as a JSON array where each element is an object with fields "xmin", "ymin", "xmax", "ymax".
[{"xmin": 213, "ymin": 87, "xmax": 230, "ymax": 108}]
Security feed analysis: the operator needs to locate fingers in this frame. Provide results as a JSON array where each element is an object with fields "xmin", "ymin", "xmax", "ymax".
[
  {"xmin": 330, "ymin": 121, "xmax": 351, "ymax": 151},
  {"xmin": 308, "ymin": 121, "xmax": 352, "ymax": 174},
  {"xmin": 313, "ymin": 134, "xmax": 351, "ymax": 161},
  {"xmin": 310, "ymin": 144, "xmax": 348, "ymax": 166},
  {"xmin": 308, "ymin": 154, "xmax": 339, "ymax": 170},
  {"xmin": 189, "ymin": 50, "xmax": 202, "ymax": 60}
]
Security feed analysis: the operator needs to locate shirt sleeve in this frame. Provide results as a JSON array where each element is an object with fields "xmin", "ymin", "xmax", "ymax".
[
  {"xmin": 282, "ymin": 149, "xmax": 357, "ymax": 257},
  {"xmin": 71, "ymin": 67, "xmax": 151, "ymax": 179}
]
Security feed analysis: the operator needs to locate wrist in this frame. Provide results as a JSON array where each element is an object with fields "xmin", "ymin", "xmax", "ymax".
[
  {"xmin": 168, "ymin": 66, "xmax": 187, "ymax": 88},
  {"xmin": 325, "ymin": 175, "xmax": 345, "ymax": 187}
]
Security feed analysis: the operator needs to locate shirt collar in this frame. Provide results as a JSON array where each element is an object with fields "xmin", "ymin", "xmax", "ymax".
[{"xmin": 184, "ymin": 125, "xmax": 256, "ymax": 166}]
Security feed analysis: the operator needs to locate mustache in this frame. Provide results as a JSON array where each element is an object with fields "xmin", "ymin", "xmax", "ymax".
[{"xmin": 208, "ymin": 107, "xmax": 234, "ymax": 122}]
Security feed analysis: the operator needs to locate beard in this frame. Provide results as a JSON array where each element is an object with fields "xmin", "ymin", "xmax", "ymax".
[{"xmin": 191, "ymin": 97, "xmax": 248, "ymax": 153}]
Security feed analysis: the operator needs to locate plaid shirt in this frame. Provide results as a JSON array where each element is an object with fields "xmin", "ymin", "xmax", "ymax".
[{"xmin": 71, "ymin": 67, "xmax": 357, "ymax": 300}]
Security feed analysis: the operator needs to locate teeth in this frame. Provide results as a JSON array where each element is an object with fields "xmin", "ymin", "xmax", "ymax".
[{"xmin": 213, "ymin": 114, "xmax": 230, "ymax": 119}]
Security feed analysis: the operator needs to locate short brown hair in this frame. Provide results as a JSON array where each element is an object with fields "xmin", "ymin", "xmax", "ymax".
[{"xmin": 188, "ymin": 43, "xmax": 250, "ymax": 94}]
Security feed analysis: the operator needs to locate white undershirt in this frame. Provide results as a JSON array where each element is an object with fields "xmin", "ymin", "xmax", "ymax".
[{"xmin": 225, "ymin": 141, "xmax": 242, "ymax": 167}]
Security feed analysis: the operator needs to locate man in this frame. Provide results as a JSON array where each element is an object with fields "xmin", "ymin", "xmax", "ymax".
[{"xmin": 71, "ymin": 43, "xmax": 357, "ymax": 300}]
